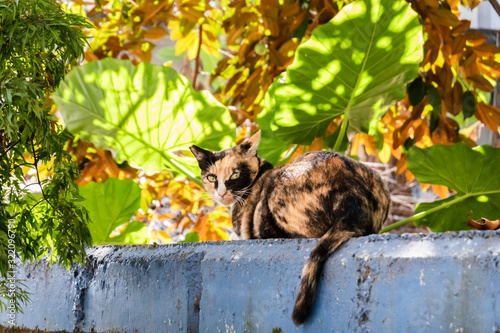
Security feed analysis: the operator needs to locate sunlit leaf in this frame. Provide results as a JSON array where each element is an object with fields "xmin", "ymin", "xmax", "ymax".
[
  {"xmin": 407, "ymin": 143, "xmax": 500, "ymax": 232},
  {"xmin": 178, "ymin": 231, "xmax": 200, "ymax": 243},
  {"xmin": 53, "ymin": 58, "xmax": 235, "ymax": 181},
  {"xmin": 107, "ymin": 221, "xmax": 149, "ymax": 244},
  {"xmin": 79, "ymin": 178, "xmax": 141, "ymax": 245},
  {"xmin": 262, "ymin": 0, "xmax": 422, "ymax": 153}
]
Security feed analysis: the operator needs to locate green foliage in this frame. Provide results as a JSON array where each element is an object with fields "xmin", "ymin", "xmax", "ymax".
[
  {"xmin": 261, "ymin": 0, "xmax": 422, "ymax": 157},
  {"xmin": 79, "ymin": 178, "xmax": 143, "ymax": 245},
  {"xmin": 178, "ymin": 232, "xmax": 200, "ymax": 243},
  {"xmin": 52, "ymin": 58, "xmax": 236, "ymax": 183},
  {"xmin": 0, "ymin": 279, "xmax": 30, "ymax": 313},
  {"xmin": 406, "ymin": 143, "xmax": 500, "ymax": 232},
  {"xmin": 0, "ymin": 0, "xmax": 92, "ymax": 311}
]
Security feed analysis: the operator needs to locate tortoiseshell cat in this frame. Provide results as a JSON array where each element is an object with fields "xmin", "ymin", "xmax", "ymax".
[{"xmin": 190, "ymin": 130, "xmax": 390, "ymax": 326}]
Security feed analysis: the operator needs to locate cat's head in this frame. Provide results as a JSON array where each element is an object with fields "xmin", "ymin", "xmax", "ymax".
[{"xmin": 190, "ymin": 130, "xmax": 261, "ymax": 206}]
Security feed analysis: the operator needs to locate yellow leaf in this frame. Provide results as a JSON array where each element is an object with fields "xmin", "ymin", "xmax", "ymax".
[
  {"xmin": 378, "ymin": 142, "xmax": 392, "ymax": 164},
  {"xmin": 153, "ymin": 230, "xmax": 172, "ymax": 244},
  {"xmin": 175, "ymin": 31, "xmax": 198, "ymax": 59},
  {"xmin": 212, "ymin": 210, "xmax": 233, "ymax": 229}
]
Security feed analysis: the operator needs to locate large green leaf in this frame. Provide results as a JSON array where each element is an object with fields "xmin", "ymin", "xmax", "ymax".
[
  {"xmin": 52, "ymin": 58, "xmax": 235, "ymax": 179},
  {"xmin": 407, "ymin": 143, "xmax": 500, "ymax": 232},
  {"xmin": 106, "ymin": 221, "xmax": 148, "ymax": 245},
  {"xmin": 79, "ymin": 178, "xmax": 141, "ymax": 245},
  {"xmin": 261, "ymin": 0, "xmax": 422, "ymax": 151}
]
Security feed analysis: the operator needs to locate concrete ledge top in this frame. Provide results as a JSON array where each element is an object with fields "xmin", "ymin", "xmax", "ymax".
[{"xmin": 4, "ymin": 230, "xmax": 500, "ymax": 333}]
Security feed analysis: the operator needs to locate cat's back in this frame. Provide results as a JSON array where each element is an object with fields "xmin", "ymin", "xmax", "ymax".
[
  {"xmin": 275, "ymin": 151, "xmax": 375, "ymax": 187},
  {"xmin": 262, "ymin": 151, "xmax": 389, "ymax": 237}
]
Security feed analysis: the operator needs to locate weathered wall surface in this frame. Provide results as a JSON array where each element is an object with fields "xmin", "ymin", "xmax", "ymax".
[{"xmin": 2, "ymin": 230, "xmax": 500, "ymax": 332}]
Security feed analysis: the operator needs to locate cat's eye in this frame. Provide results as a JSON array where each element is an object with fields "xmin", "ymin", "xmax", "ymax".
[
  {"xmin": 230, "ymin": 172, "xmax": 240, "ymax": 180},
  {"xmin": 207, "ymin": 175, "xmax": 217, "ymax": 182}
]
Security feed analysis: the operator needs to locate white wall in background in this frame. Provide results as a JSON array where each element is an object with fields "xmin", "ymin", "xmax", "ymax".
[{"xmin": 460, "ymin": 2, "xmax": 500, "ymax": 30}]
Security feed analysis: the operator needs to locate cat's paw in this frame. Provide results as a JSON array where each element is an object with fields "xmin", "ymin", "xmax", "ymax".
[{"xmin": 229, "ymin": 232, "xmax": 240, "ymax": 241}]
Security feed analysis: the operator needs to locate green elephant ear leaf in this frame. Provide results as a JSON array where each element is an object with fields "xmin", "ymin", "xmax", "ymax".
[
  {"xmin": 106, "ymin": 220, "xmax": 148, "ymax": 245},
  {"xmin": 79, "ymin": 178, "xmax": 141, "ymax": 245},
  {"xmin": 52, "ymin": 58, "xmax": 235, "ymax": 180},
  {"xmin": 262, "ymin": 0, "xmax": 422, "ymax": 152},
  {"xmin": 407, "ymin": 143, "xmax": 500, "ymax": 232}
]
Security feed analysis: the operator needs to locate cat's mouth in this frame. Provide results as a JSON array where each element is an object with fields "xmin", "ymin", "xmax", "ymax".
[{"xmin": 216, "ymin": 194, "xmax": 236, "ymax": 206}]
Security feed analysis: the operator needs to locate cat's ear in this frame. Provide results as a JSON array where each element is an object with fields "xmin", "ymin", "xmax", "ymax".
[
  {"xmin": 241, "ymin": 130, "xmax": 261, "ymax": 156},
  {"xmin": 190, "ymin": 145, "xmax": 212, "ymax": 168}
]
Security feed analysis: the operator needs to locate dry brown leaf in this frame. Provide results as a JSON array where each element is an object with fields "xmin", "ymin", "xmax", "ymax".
[
  {"xmin": 427, "ymin": 8, "xmax": 461, "ymax": 28},
  {"xmin": 466, "ymin": 74, "xmax": 494, "ymax": 92},
  {"xmin": 467, "ymin": 211, "xmax": 500, "ymax": 230},
  {"xmin": 144, "ymin": 27, "xmax": 168, "ymax": 39},
  {"xmin": 464, "ymin": 31, "xmax": 488, "ymax": 46}
]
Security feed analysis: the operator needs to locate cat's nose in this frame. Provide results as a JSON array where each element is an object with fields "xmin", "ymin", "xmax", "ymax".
[{"xmin": 219, "ymin": 191, "xmax": 227, "ymax": 198}]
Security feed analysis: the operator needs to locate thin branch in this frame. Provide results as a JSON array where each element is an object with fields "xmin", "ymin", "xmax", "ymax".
[
  {"xmin": 29, "ymin": 198, "xmax": 45, "ymax": 212},
  {"xmin": 490, "ymin": 0, "xmax": 500, "ymax": 18},
  {"xmin": 0, "ymin": 139, "xmax": 21, "ymax": 159},
  {"xmin": 30, "ymin": 138, "xmax": 57, "ymax": 212},
  {"xmin": 193, "ymin": 24, "xmax": 203, "ymax": 90}
]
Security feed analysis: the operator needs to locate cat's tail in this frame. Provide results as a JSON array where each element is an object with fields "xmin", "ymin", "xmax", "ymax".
[{"xmin": 292, "ymin": 228, "xmax": 357, "ymax": 326}]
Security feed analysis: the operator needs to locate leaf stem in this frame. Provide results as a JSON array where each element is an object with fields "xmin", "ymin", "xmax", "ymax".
[
  {"xmin": 333, "ymin": 116, "xmax": 348, "ymax": 152},
  {"xmin": 334, "ymin": 21, "xmax": 378, "ymax": 151},
  {"xmin": 379, "ymin": 192, "xmax": 475, "ymax": 233}
]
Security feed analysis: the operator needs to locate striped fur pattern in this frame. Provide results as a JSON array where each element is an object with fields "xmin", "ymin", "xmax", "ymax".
[{"xmin": 190, "ymin": 130, "xmax": 391, "ymax": 326}]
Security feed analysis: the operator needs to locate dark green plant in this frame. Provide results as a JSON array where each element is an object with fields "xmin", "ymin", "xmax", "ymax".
[
  {"xmin": 381, "ymin": 143, "xmax": 500, "ymax": 233},
  {"xmin": 0, "ymin": 0, "xmax": 92, "ymax": 310}
]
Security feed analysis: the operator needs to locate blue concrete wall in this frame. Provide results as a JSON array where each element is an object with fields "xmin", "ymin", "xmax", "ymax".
[{"xmin": 2, "ymin": 230, "xmax": 500, "ymax": 332}]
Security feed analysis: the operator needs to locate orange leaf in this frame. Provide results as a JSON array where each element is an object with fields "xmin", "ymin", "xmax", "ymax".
[
  {"xmin": 144, "ymin": 27, "xmax": 168, "ymax": 40},
  {"xmin": 423, "ymin": 0, "xmax": 439, "ymax": 8},
  {"xmin": 478, "ymin": 59, "xmax": 500, "ymax": 76},
  {"xmin": 427, "ymin": 8, "xmax": 461, "ymax": 28},
  {"xmin": 405, "ymin": 170, "xmax": 415, "ymax": 183},
  {"xmin": 476, "ymin": 102, "xmax": 500, "ymax": 132},
  {"xmin": 280, "ymin": 1, "xmax": 300, "ymax": 18},
  {"xmin": 278, "ymin": 39, "xmax": 300, "ymax": 60},
  {"xmin": 451, "ymin": 20, "xmax": 471, "ymax": 36},
  {"xmin": 307, "ymin": 137, "xmax": 323, "ymax": 152},
  {"xmin": 451, "ymin": 35, "xmax": 466, "ymax": 54},
  {"xmin": 464, "ymin": 31, "xmax": 487, "ymax": 46},
  {"xmin": 420, "ymin": 183, "xmax": 431, "ymax": 192},
  {"xmin": 414, "ymin": 123, "xmax": 427, "ymax": 142},
  {"xmin": 466, "ymin": 75, "xmax": 494, "ymax": 92},
  {"xmin": 396, "ymin": 154, "xmax": 407, "ymax": 175},
  {"xmin": 478, "ymin": 63, "xmax": 499, "ymax": 81},
  {"xmin": 467, "ymin": 0, "xmax": 482, "ymax": 9},
  {"xmin": 475, "ymin": 43, "xmax": 500, "ymax": 56},
  {"xmin": 432, "ymin": 184, "xmax": 449, "ymax": 199}
]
